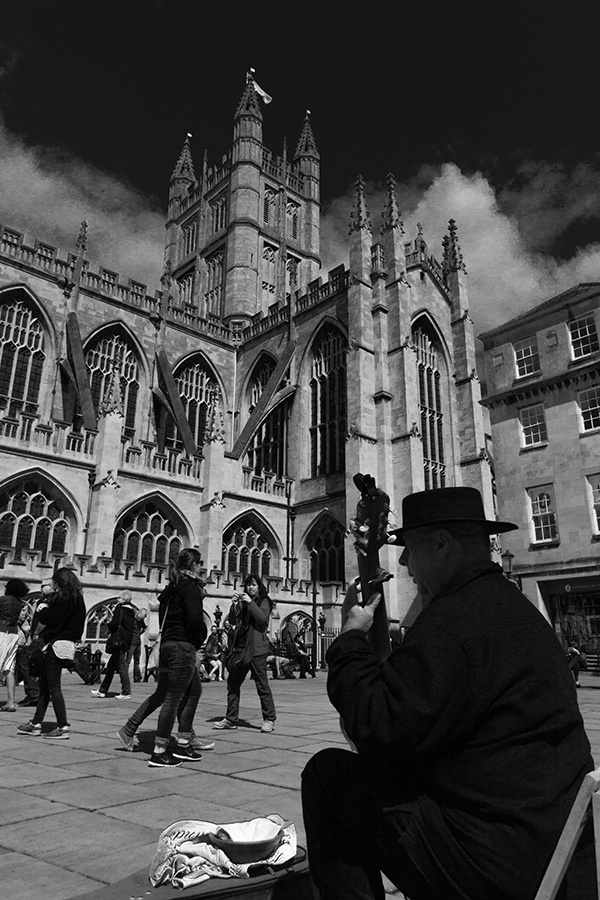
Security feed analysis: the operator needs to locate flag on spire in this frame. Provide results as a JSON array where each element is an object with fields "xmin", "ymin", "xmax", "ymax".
[{"xmin": 248, "ymin": 68, "xmax": 273, "ymax": 104}]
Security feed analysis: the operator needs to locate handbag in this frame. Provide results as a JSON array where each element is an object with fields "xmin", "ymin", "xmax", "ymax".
[{"xmin": 226, "ymin": 623, "xmax": 253, "ymax": 673}]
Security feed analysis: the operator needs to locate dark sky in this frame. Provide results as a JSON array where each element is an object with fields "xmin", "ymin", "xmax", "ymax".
[{"xmin": 0, "ymin": 1, "xmax": 599, "ymax": 330}]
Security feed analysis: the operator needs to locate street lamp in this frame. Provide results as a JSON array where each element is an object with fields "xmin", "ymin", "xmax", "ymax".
[
  {"xmin": 501, "ymin": 550, "xmax": 522, "ymax": 590},
  {"xmin": 310, "ymin": 550, "xmax": 319, "ymax": 672}
]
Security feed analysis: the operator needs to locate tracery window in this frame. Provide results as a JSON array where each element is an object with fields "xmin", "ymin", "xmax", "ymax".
[
  {"xmin": 84, "ymin": 599, "xmax": 121, "ymax": 645},
  {"xmin": 286, "ymin": 200, "xmax": 299, "ymax": 240},
  {"xmin": 413, "ymin": 326, "xmax": 446, "ymax": 490},
  {"xmin": 248, "ymin": 358, "xmax": 276, "ymax": 414},
  {"xmin": 262, "ymin": 244, "xmax": 277, "ymax": 298},
  {"xmin": 111, "ymin": 499, "xmax": 185, "ymax": 570},
  {"xmin": 205, "ymin": 250, "xmax": 224, "ymax": 317},
  {"xmin": 263, "ymin": 187, "xmax": 277, "ymax": 225},
  {"xmin": 182, "ymin": 219, "xmax": 198, "ymax": 257},
  {"xmin": 0, "ymin": 296, "xmax": 45, "ymax": 416},
  {"xmin": 210, "ymin": 197, "xmax": 227, "ymax": 234},
  {"xmin": 85, "ymin": 333, "xmax": 139, "ymax": 434},
  {"xmin": 166, "ymin": 359, "xmax": 220, "ymax": 451},
  {"xmin": 309, "ymin": 327, "xmax": 347, "ymax": 477},
  {"xmin": 245, "ymin": 404, "xmax": 288, "ymax": 479},
  {"xmin": 311, "ymin": 519, "xmax": 345, "ymax": 582},
  {"xmin": 0, "ymin": 478, "xmax": 71, "ymax": 563},
  {"xmin": 222, "ymin": 517, "xmax": 273, "ymax": 579},
  {"xmin": 177, "ymin": 272, "xmax": 194, "ymax": 306}
]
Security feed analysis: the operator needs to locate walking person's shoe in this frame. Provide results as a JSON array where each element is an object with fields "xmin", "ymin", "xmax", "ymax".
[
  {"xmin": 17, "ymin": 697, "xmax": 38, "ymax": 706},
  {"xmin": 17, "ymin": 720, "xmax": 42, "ymax": 736},
  {"xmin": 90, "ymin": 689, "xmax": 106, "ymax": 697},
  {"xmin": 261, "ymin": 720, "xmax": 275, "ymax": 733},
  {"xmin": 172, "ymin": 744, "xmax": 203, "ymax": 761},
  {"xmin": 116, "ymin": 727, "xmax": 136, "ymax": 751},
  {"xmin": 148, "ymin": 750, "xmax": 183, "ymax": 768},
  {"xmin": 44, "ymin": 726, "xmax": 70, "ymax": 740},
  {"xmin": 212, "ymin": 718, "xmax": 237, "ymax": 730},
  {"xmin": 115, "ymin": 694, "xmax": 132, "ymax": 700},
  {"xmin": 189, "ymin": 730, "xmax": 215, "ymax": 751}
]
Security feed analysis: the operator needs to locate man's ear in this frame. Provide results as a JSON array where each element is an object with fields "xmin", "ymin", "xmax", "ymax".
[{"xmin": 435, "ymin": 527, "xmax": 454, "ymax": 558}]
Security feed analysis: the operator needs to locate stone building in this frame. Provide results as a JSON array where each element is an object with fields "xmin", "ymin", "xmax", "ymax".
[
  {"xmin": 479, "ymin": 285, "xmax": 600, "ymax": 652},
  {"xmin": 0, "ymin": 77, "xmax": 493, "ymax": 653}
]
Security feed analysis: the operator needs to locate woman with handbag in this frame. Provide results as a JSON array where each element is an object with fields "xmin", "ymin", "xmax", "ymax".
[
  {"xmin": 0, "ymin": 578, "xmax": 29, "ymax": 712},
  {"xmin": 91, "ymin": 591, "xmax": 136, "ymax": 699},
  {"xmin": 17, "ymin": 568, "xmax": 86, "ymax": 740},
  {"xmin": 116, "ymin": 548, "xmax": 208, "ymax": 768},
  {"xmin": 213, "ymin": 573, "xmax": 277, "ymax": 733}
]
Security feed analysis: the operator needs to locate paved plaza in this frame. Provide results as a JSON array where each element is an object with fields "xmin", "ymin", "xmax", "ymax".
[{"xmin": 1, "ymin": 670, "xmax": 600, "ymax": 900}]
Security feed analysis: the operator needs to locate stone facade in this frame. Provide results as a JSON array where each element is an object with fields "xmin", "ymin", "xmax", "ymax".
[
  {"xmin": 479, "ymin": 285, "xmax": 600, "ymax": 651},
  {"xmin": 0, "ymin": 79, "xmax": 493, "ymax": 652}
]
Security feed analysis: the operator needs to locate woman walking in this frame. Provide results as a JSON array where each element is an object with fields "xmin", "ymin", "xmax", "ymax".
[
  {"xmin": 116, "ymin": 548, "xmax": 207, "ymax": 768},
  {"xmin": 17, "ymin": 568, "xmax": 86, "ymax": 740},
  {"xmin": 91, "ymin": 590, "xmax": 136, "ymax": 699},
  {"xmin": 213, "ymin": 573, "xmax": 277, "ymax": 733},
  {"xmin": 0, "ymin": 579, "xmax": 30, "ymax": 712}
]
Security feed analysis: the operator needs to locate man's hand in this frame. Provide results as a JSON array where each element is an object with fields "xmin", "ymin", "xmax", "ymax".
[{"xmin": 341, "ymin": 582, "xmax": 382, "ymax": 634}]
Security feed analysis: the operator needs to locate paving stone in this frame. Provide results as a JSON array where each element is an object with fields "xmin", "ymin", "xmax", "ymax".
[
  {"xmin": 21, "ymin": 775, "xmax": 174, "ymax": 809},
  {"xmin": 0, "ymin": 787, "xmax": 72, "ymax": 825},
  {"xmin": 0, "ymin": 761, "xmax": 88, "ymax": 788},
  {"xmin": 0, "ymin": 852, "xmax": 102, "ymax": 900}
]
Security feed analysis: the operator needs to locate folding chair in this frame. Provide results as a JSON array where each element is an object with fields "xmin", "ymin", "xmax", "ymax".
[{"xmin": 534, "ymin": 766, "xmax": 600, "ymax": 899}]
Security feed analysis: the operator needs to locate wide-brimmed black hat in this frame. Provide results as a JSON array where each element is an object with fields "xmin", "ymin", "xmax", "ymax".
[{"xmin": 387, "ymin": 487, "xmax": 518, "ymax": 545}]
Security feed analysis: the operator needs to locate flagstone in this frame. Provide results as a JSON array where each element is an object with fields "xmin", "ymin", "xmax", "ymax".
[{"xmin": 0, "ymin": 852, "xmax": 102, "ymax": 900}]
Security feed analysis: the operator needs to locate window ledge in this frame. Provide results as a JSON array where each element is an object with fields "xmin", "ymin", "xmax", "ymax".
[
  {"xmin": 529, "ymin": 541, "xmax": 561, "ymax": 550},
  {"xmin": 580, "ymin": 428, "xmax": 600, "ymax": 438},
  {"xmin": 568, "ymin": 353, "xmax": 600, "ymax": 369},
  {"xmin": 520, "ymin": 442, "xmax": 548, "ymax": 454},
  {"xmin": 513, "ymin": 372, "xmax": 541, "ymax": 385}
]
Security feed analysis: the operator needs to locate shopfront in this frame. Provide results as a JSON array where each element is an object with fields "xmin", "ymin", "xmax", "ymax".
[{"xmin": 539, "ymin": 575, "xmax": 600, "ymax": 662}]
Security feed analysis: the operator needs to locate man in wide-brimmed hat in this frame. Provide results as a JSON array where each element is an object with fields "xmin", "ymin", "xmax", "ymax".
[{"xmin": 302, "ymin": 486, "xmax": 594, "ymax": 900}]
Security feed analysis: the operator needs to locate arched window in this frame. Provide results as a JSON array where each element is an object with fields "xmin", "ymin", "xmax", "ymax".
[
  {"xmin": 85, "ymin": 332, "xmax": 139, "ymax": 434},
  {"xmin": 413, "ymin": 324, "xmax": 446, "ymax": 489},
  {"xmin": 262, "ymin": 244, "xmax": 277, "ymax": 299},
  {"xmin": 0, "ymin": 295, "xmax": 45, "ymax": 416},
  {"xmin": 112, "ymin": 499, "xmax": 186, "ymax": 570},
  {"xmin": 310, "ymin": 519, "xmax": 345, "ymax": 582},
  {"xmin": 165, "ymin": 359, "xmax": 221, "ymax": 451},
  {"xmin": 244, "ymin": 357, "xmax": 289, "ymax": 480},
  {"xmin": 222, "ymin": 517, "xmax": 274, "ymax": 580},
  {"xmin": 248, "ymin": 358, "xmax": 276, "ymax": 414},
  {"xmin": 84, "ymin": 599, "xmax": 120, "ymax": 646},
  {"xmin": 309, "ymin": 327, "xmax": 347, "ymax": 477},
  {"xmin": 0, "ymin": 478, "xmax": 72, "ymax": 563}
]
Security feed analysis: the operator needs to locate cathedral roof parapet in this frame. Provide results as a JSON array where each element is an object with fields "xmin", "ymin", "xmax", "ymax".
[{"xmin": 403, "ymin": 225, "xmax": 451, "ymax": 301}]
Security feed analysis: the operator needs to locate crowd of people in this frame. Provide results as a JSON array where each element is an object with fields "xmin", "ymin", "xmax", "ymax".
[{"xmin": 0, "ymin": 554, "xmax": 315, "ymax": 765}]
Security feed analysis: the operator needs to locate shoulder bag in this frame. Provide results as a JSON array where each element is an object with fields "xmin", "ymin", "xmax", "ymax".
[{"xmin": 226, "ymin": 622, "xmax": 254, "ymax": 673}]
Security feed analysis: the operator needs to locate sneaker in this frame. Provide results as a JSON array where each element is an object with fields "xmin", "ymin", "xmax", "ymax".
[
  {"xmin": 261, "ymin": 720, "xmax": 275, "ymax": 733},
  {"xmin": 148, "ymin": 751, "xmax": 182, "ymax": 768},
  {"xmin": 44, "ymin": 726, "xmax": 70, "ymax": 740},
  {"xmin": 116, "ymin": 727, "xmax": 136, "ymax": 751},
  {"xmin": 172, "ymin": 744, "xmax": 203, "ymax": 761},
  {"xmin": 212, "ymin": 718, "xmax": 237, "ymax": 730},
  {"xmin": 17, "ymin": 720, "xmax": 42, "ymax": 736},
  {"xmin": 17, "ymin": 697, "xmax": 39, "ymax": 707},
  {"xmin": 115, "ymin": 694, "xmax": 132, "ymax": 700},
  {"xmin": 191, "ymin": 738, "xmax": 216, "ymax": 751},
  {"xmin": 90, "ymin": 689, "xmax": 106, "ymax": 697}
]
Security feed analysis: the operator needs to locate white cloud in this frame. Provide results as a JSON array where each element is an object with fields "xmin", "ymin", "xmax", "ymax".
[
  {"xmin": 321, "ymin": 162, "xmax": 600, "ymax": 334},
  {"xmin": 0, "ymin": 116, "xmax": 165, "ymax": 290}
]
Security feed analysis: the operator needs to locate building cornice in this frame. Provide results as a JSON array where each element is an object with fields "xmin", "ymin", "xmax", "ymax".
[{"xmin": 481, "ymin": 359, "xmax": 600, "ymax": 408}]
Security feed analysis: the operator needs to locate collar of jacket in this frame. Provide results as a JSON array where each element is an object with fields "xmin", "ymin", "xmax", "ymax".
[{"xmin": 429, "ymin": 562, "xmax": 503, "ymax": 606}]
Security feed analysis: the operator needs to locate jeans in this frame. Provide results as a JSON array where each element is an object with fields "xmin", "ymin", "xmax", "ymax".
[
  {"xmin": 126, "ymin": 641, "xmax": 143, "ymax": 681},
  {"xmin": 301, "ymin": 748, "xmax": 442, "ymax": 900},
  {"xmin": 225, "ymin": 654, "xmax": 276, "ymax": 723},
  {"xmin": 122, "ymin": 640, "xmax": 200, "ymax": 742},
  {"xmin": 15, "ymin": 640, "xmax": 42, "ymax": 701},
  {"xmin": 33, "ymin": 647, "xmax": 69, "ymax": 728},
  {"xmin": 100, "ymin": 649, "xmax": 131, "ymax": 695}
]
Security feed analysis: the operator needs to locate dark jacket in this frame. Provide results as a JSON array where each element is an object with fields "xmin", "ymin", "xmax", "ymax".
[
  {"xmin": 159, "ymin": 577, "xmax": 206, "ymax": 650},
  {"xmin": 36, "ymin": 593, "xmax": 86, "ymax": 644},
  {"xmin": 108, "ymin": 602, "xmax": 135, "ymax": 650},
  {"xmin": 327, "ymin": 562, "xmax": 593, "ymax": 900},
  {"xmin": 227, "ymin": 596, "xmax": 272, "ymax": 657},
  {"xmin": 0, "ymin": 593, "xmax": 24, "ymax": 632}
]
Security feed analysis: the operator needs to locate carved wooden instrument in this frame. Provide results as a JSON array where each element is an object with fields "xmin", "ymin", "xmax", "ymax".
[{"xmin": 351, "ymin": 472, "xmax": 392, "ymax": 662}]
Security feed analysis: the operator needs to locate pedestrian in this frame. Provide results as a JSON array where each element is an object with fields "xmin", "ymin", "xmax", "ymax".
[
  {"xmin": 116, "ymin": 548, "xmax": 208, "ymax": 767},
  {"xmin": 294, "ymin": 624, "xmax": 315, "ymax": 678},
  {"xmin": 566, "ymin": 638, "xmax": 582, "ymax": 687},
  {"xmin": 127, "ymin": 608, "xmax": 147, "ymax": 683},
  {"xmin": 91, "ymin": 590, "xmax": 136, "ymax": 699},
  {"xmin": 0, "ymin": 578, "xmax": 29, "ymax": 712},
  {"xmin": 17, "ymin": 568, "xmax": 86, "ymax": 740},
  {"xmin": 15, "ymin": 579, "xmax": 54, "ymax": 707},
  {"xmin": 213, "ymin": 573, "xmax": 276, "ymax": 733},
  {"xmin": 204, "ymin": 625, "xmax": 224, "ymax": 680},
  {"xmin": 301, "ymin": 486, "xmax": 595, "ymax": 900}
]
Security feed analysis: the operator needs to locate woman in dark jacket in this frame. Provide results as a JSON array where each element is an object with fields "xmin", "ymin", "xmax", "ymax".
[
  {"xmin": 91, "ymin": 590, "xmax": 136, "ymax": 699},
  {"xmin": 213, "ymin": 573, "xmax": 276, "ymax": 733},
  {"xmin": 17, "ymin": 568, "xmax": 86, "ymax": 740},
  {"xmin": 0, "ymin": 578, "xmax": 29, "ymax": 711},
  {"xmin": 117, "ymin": 548, "xmax": 207, "ymax": 768}
]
